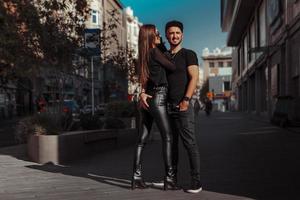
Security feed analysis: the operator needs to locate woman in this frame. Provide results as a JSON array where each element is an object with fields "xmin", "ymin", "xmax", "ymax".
[{"xmin": 131, "ymin": 24, "xmax": 178, "ymax": 190}]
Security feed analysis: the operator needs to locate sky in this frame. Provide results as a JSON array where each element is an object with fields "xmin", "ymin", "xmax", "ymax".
[{"xmin": 120, "ymin": 0, "xmax": 228, "ymax": 64}]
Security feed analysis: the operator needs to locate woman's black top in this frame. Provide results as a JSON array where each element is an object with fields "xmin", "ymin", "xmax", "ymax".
[{"xmin": 147, "ymin": 47, "xmax": 176, "ymax": 90}]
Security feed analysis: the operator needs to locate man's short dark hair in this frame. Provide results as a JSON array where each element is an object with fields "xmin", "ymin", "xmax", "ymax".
[{"xmin": 165, "ymin": 20, "xmax": 184, "ymax": 33}]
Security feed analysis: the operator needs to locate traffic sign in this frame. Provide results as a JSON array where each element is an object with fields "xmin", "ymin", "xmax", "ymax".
[{"xmin": 84, "ymin": 29, "xmax": 100, "ymax": 56}]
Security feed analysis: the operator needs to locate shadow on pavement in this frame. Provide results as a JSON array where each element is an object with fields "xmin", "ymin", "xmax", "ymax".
[
  {"xmin": 196, "ymin": 111, "xmax": 300, "ymax": 200},
  {"xmin": 26, "ymin": 162, "xmax": 133, "ymax": 190},
  {"xmin": 16, "ymin": 112, "xmax": 300, "ymax": 199},
  {"xmin": 24, "ymin": 138, "xmax": 166, "ymax": 191},
  {"xmin": 0, "ymin": 144, "xmax": 30, "ymax": 161}
]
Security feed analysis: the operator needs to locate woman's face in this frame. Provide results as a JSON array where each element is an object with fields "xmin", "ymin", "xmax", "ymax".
[{"xmin": 154, "ymin": 29, "xmax": 161, "ymax": 45}]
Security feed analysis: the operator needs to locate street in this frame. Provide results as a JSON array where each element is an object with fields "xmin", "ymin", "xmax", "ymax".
[{"xmin": 0, "ymin": 111, "xmax": 300, "ymax": 200}]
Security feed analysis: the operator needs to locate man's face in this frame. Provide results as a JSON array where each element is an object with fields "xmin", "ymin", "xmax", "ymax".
[{"xmin": 166, "ymin": 26, "xmax": 183, "ymax": 46}]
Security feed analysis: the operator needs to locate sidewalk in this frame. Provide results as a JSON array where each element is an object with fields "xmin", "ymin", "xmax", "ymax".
[
  {"xmin": 0, "ymin": 111, "xmax": 300, "ymax": 199},
  {"xmin": 245, "ymin": 112, "xmax": 300, "ymax": 133}
]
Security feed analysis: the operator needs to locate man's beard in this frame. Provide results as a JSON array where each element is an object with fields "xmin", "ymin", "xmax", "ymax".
[{"xmin": 169, "ymin": 39, "xmax": 182, "ymax": 48}]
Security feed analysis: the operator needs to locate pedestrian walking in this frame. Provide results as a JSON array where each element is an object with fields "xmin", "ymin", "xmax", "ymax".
[{"xmin": 204, "ymin": 98, "xmax": 213, "ymax": 116}]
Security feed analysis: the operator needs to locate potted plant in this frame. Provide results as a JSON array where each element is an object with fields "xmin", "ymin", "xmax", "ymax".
[{"xmin": 15, "ymin": 113, "xmax": 69, "ymax": 164}]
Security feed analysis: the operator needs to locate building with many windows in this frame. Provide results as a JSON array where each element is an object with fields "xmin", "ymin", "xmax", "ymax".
[
  {"xmin": 124, "ymin": 6, "xmax": 141, "ymax": 58},
  {"xmin": 221, "ymin": 0, "xmax": 300, "ymax": 122},
  {"xmin": 202, "ymin": 47, "xmax": 233, "ymax": 81},
  {"xmin": 124, "ymin": 6, "xmax": 142, "ymax": 97},
  {"xmin": 202, "ymin": 47, "xmax": 233, "ymax": 111},
  {"xmin": 79, "ymin": 0, "xmax": 128, "ymax": 103}
]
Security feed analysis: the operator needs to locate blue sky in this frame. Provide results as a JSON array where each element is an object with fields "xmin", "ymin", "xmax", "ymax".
[{"xmin": 120, "ymin": 0, "xmax": 227, "ymax": 63}]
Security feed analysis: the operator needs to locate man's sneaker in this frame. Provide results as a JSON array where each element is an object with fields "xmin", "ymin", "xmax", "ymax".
[
  {"xmin": 152, "ymin": 180, "xmax": 181, "ymax": 190},
  {"xmin": 152, "ymin": 180, "xmax": 164, "ymax": 188},
  {"xmin": 185, "ymin": 181, "xmax": 202, "ymax": 194}
]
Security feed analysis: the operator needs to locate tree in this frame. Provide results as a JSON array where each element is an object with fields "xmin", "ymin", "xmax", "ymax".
[
  {"xmin": 0, "ymin": 0, "xmax": 90, "ymax": 87},
  {"xmin": 98, "ymin": 8, "xmax": 138, "ymax": 101}
]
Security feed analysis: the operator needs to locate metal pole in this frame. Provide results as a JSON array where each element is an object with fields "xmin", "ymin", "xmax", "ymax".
[{"xmin": 91, "ymin": 56, "xmax": 95, "ymax": 116}]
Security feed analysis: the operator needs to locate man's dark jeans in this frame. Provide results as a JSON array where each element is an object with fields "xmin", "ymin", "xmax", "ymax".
[{"xmin": 168, "ymin": 103, "xmax": 201, "ymax": 182}]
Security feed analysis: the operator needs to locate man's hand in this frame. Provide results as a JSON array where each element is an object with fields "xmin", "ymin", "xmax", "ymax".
[
  {"xmin": 179, "ymin": 100, "xmax": 189, "ymax": 111},
  {"xmin": 139, "ymin": 93, "xmax": 152, "ymax": 109}
]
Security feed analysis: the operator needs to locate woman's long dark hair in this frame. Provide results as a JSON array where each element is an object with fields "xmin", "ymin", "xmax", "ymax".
[{"xmin": 138, "ymin": 24, "xmax": 156, "ymax": 87}]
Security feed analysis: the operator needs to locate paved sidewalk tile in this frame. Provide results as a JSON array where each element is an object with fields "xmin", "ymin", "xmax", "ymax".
[{"xmin": 0, "ymin": 112, "xmax": 300, "ymax": 200}]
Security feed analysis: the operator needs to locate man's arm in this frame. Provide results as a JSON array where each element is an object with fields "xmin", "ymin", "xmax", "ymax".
[{"xmin": 179, "ymin": 65, "xmax": 199, "ymax": 111}]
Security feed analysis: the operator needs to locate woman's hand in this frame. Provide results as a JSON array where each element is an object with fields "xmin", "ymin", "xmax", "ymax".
[{"xmin": 139, "ymin": 93, "xmax": 152, "ymax": 109}]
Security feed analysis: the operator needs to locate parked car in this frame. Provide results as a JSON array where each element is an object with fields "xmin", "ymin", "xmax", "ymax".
[
  {"xmin": 80, "ymin": 104, "xmax": 106, "ymax": 115},
  {"xmin": 63, "ymin": 100, "xmax": 80, "ymax": 120},
  {"xmin": 96, "ymin": 103, "xmax": 106, "ymax": 115},
  {"xmin": 80, "ymin": 105, "xmax": 93, "ymax": 114}
]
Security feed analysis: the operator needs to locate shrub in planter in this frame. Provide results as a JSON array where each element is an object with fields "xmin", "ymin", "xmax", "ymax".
[
  {"xmin": 14, "ymin": 113, "xmax": 65, "ymax": 143},
  {"xmin": 104, "ymin": 101, "xmax": 136, "ymax": 118},
  {"xmin": 80, "ymin": 113, "xmax": 103, "ymax": 130},
  {"xmin": 104, "ymin": 117, "xmax": 126, "ymax": 129}
]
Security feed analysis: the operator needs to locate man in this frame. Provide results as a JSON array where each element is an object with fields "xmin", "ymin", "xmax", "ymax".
[
  {"xmin": 204, "ymin": 97, "xmax": 213, "ymax": 116},
  {"xmin": 141, "ymin": 20, "xmax": 202, "ymax": 193}
]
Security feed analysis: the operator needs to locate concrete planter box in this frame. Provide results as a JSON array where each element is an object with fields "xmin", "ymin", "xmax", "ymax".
[
  {"xmin": 27, "ymin": 128, "xmax": 137, "ymax": 165},
  {"xmin": 120, "ymin": 117, "xmax": 136, "ymax": 129},
  {"xmin": 101, "ymin": 117, "xmax": 137, "ymax": 129},
  {"xmin": 27, "ymin": 135, "xmax": 60, "ymax": 164}
]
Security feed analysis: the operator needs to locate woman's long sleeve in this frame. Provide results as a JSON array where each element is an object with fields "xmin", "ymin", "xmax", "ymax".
[{"xmin": 152, "ymin": 48, "xmax": 176, "ymax": 71}]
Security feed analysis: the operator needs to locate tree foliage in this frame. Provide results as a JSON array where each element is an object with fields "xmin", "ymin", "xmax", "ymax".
[
  {"xmin": 99, "ymin": 9, "xmax": 138, "ymax": 84},
  {"xmin": 0, "ymin": 0, "xmax": 90, "ymax": 82}
]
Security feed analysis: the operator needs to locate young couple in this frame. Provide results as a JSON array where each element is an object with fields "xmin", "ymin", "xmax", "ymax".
[{"xmin": 131, "ymin": 20, "xmax": 202, "ymax": 194}]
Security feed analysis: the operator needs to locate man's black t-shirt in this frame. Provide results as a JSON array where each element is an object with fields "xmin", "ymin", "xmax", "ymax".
[{"xmin": 166, "ymin": 48, "xmax": 198, "ymax": 104}]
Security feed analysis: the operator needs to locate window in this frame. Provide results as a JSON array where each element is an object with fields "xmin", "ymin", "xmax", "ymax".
[
  {"xmin": 227, "ymin": 61, "xmax": 232, "ymax": 67},
  {"xmin": 243, "ymin": 36, "xmax": 248, "ymax": 70},
  {"xmin": 209, "ymin": 62, "xmax": 215, "ymax": 68},
  {"xmin": 258, "ymin": 1, "xmax": 266, "ymax": 47},
  {"xmin": 238, "ymin": 46, "xmax": 242, "ymax": 75},
  {"xmin": 239, "ymin": 46, "xmax": 242, "ymax": 74},
  {"xmin": 249, "ymin": 20, "xmax": 256, "ymax": 62},
  {"xmin": 218, "ymin": 62, "xmax": 224, "ymax": 68},
  {"xmin": 92, "ymin": 10, "xmax": 98, "ymax": 25},
  {"xmin": 224, "ymin": 81, "xmax": 231, "ymax": 91}
]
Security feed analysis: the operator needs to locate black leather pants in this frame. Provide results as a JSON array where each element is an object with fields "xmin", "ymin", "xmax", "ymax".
[{"xmin": 133, "ymin": 87, "xmax": 174, "ymax": 180}]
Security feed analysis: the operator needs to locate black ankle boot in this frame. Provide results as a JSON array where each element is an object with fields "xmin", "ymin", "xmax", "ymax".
[
  {"xmin": 164, "ymin": 178, "xmax": 181, "ymax": 190},
  {"xmin": 164, "ymin": 167, "xmax": 181, "ymax": 190},
  {"xmin": 131, "ymin": 164, "xmax": 148, "ymax": 190},
  {"xmin": 131, "ymin": 177, "xmax": 148, "ymax": 190}
]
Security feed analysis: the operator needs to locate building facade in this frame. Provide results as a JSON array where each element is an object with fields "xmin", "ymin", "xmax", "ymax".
[
  {"xmin": 124, "ymin": 6, "xmax": 140, "ymax": 58},
  {"xmin": 124, "ymin": 6, "xmax": 141, "ymax": 97},
  {"xmin": 202, "ymin": 47, "xmax": 233, "ymax": 111},
  {"xmin": 82, "ymin": 0, "xmax": 128, "ymax": 103},
  {"xmin": 194, "ymin": 67, "xmax": 204, "ymax": 99},
  {"xmin": 221, "ymin": 0, "xmax": 300, "ymax": 122},
  {"xmin": 202, "ymin": 47, "xmax": 233, "ymax": 81}
]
